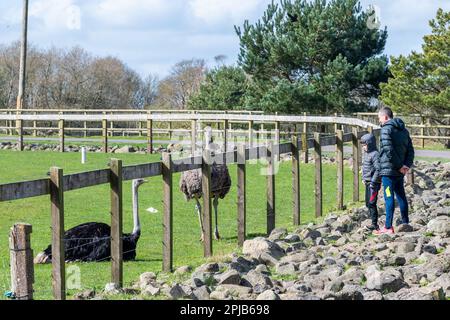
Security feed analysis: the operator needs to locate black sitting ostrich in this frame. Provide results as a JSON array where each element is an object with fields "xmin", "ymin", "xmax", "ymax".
[
  {"xmin": 34, "ymin": 178, "xmax": 148, "ymax": 263},
  {"xmin": 179, "ymin": 127, "xmax": 231, "ymax": 241}
]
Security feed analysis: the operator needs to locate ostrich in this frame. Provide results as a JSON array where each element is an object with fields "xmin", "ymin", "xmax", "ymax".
[
  {"xmin": 179, "ymin": 127, "xmax": 231, "ymax": 241},
  {"xmin": 34, "ymin": 178, "xmax": 148, "ymax": 264}
]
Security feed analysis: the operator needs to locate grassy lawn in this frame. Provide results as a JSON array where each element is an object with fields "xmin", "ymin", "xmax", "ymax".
[{"xmin": 0, "ymin": 149, "xmax": 363, "ymax": 300}]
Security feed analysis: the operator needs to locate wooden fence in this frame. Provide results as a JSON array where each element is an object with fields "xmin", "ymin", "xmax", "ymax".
[
  {"xmin": 1, "ymin": 115, "xmax": 379, "ymax": 300},
  {"xmin": 355, "ymin": 112, "xmax": 450, "ymax": 148},
  {"xmin": 0, "ymin": 112, "xmax": 374, "ymax": 154}
]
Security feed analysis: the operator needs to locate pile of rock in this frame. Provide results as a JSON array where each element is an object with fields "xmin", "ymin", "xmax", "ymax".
[{"xmin": 74, "ymin": 159, "xmax": 449, "ymax": 300}]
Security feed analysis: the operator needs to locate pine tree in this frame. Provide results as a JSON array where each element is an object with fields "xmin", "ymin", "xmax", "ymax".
[
  {"xmin": 381, "ymin": 9, "xmax": 450, "ymax": 116},
  {"xmin": 235, "ymin": 0, "xmax": 389, "ymax": 114}
]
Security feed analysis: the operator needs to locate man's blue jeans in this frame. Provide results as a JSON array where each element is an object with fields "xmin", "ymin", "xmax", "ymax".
[{"xmin": 382, "ymin": 176, "xmax": 409, "ymax": 229}]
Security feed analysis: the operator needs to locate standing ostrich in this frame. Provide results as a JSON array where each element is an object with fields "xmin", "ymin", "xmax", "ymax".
[
  {"xmin": 179, "ymin": 127, "xmax": 231, "ymax": 241},
  {"xmin": 34, "ymin": 178, "xmax": 148, "ymax": 264}
]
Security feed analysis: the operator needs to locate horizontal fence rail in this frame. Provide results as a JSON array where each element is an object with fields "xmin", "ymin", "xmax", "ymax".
[{"xmin": 2, "ymin": 115, "xmax": 384, "ymax": 300}]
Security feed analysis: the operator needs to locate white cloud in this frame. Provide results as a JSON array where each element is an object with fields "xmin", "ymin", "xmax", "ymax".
[
  {"xmin": 189, "ymin": 0, "xmax": 269, "ymax": 25},
  {"xmin": 29, "ymin": 0, "xmax": 82, "ymax": 31},
  {"xmin": 92, "ymin": 0, "xmax": 180, "ymax": 27}
]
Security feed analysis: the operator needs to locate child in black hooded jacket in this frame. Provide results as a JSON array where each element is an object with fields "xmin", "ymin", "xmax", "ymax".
[{"xmin": 361, "ymin": 133, "xmax": 381, "ymax": 231}]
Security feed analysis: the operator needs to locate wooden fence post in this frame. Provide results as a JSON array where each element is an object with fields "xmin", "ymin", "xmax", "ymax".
[
  {"xmin": 301, "ymin": 132, "xmax": 308, "ymax": 164},
  {"xmin": 102, "ymin": 119, "xmax": 108, "ymax": 153},
  {"xmin": 110, "ymin": 159, "xmax": 123, "ymax": 286},
  {"xmin": 110, "ymin": 112, "xmax": 114, "ymax": 137},
  {"xmin": 266, "ymin": 142, "xmax": 276, "ymax": 235},
  {"xmin": 314, "ymin": 133, "xmax": 323, "ymax": 218},
  {"xmin": 352, "ymin": 127, "xmax": 360, "ymax": 202},
  {"xmin": 162, "ymin": 153, "xmax": 173, "ymax": 272},
  {"xmin": 9, "ymin": 223, "xmax": 34, "ymax": 300},
  {"xmin": 292, "ymin": 136, "xmax": 300, "ymax": 226},
  {"xmin": 50, "ymin": 167, "xmax": 65, "ymax": 300},
  {"xmin": 336, "ymin": 130, "xmax": 344, "ymax": 210},
  {"xmin": 59, "ymin": 119, "xmax": 64, "ymax": 153},
  {"xmin": 168, "ymin": 121, "xmax": 172, "ymax": 140},
  {"xmin": 147, "ymin": 117, "xmax": 153, "ymax": 154},
  {"xmin": 33, "ymin": 111, "xmax": 37, "ymax": 137},
  {"xmin": 421, "ymin": 116, "xmax": 425, "ymax": 148},
  {"xmin": 237, "ymin": 144, "xmax": 246, "ymax": 246},
  {"xmin": 83, "ymin": 111, "xmax": 87, "ymax": 138},
  {"xmin": 248, "ymin": 120, "xmax": 254, "ymax": 148},
  {"xmin": 191, "ymin": 120, "xmax": 197, "ymax": 155},
  {"xmin": 18, "ymin": 119, "xmax": 24, "ymax": 151},
  {"xmin": 202, "ymin": 149, "xmax": 213, "ymax": 257},
  {"xmin": 223, "ymin": 119, "xmax": 228, "ymax": 152}
]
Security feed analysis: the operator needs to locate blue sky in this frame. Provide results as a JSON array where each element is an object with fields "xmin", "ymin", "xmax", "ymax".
[{"xmin": 0, "ymin": 0, "xmax": 449, "ymax": 78}]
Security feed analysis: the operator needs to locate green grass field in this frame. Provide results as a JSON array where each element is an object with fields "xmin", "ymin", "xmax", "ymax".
[{"xmin": 0, "ymin": 149, "xmax": 364, "ymax": 300}]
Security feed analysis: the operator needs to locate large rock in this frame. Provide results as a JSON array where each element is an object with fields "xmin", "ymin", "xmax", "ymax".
[
  {"xmin": 275, "ymin": 262, "xmax": 298, "ymax": 276},
  {"xmin": 218, "ymin": 270, "xmax": 242, "ymax": 285},
  {"xmin": 365, "ymin": 266, "xmax": 408, "ymax": 293},
  {"xmin": 422, "ymin": 255, "xmax": 450, "ymax": 281},
  {"xmin": 334, "ymin": 285, "xmax": 364, "ymax": 300},
  {"xmin": 104, "ymin": 283, "xmax": 122, "ymax": 295},
  {"xmin": 164, "ymin": 283, "xmax": 190, "ymax": 300},
  {"xmin": 114, "ymin": 145, "xmax": 135, "ymax": 153},
  {"xmin": 139, "ymin": 272, "xmax": 157, "ymax": 290},
  {"xmin": 394, "ymin": 286, "xmax": 445, "ymax": 300},
  {"xmin": 229, "ymin": 256, "xmax": 258, "ymax": 273},
  {"xmin": 243, "ymin": 270, "xmax": 273, "ymax": 293},
  {"xmin": 363, "ymin": 291, "xmax": 384, "ymax": 300},
  {"xmin": 214, "ymin": 284, "xmax": 252, "ymax": 298},
  {"xmin": 243, "ymin": 238, "xmax": 285, "ymax": 262},
  {"xmin": 268, "ymin": 228, "xmax": 288, "ymax": 241},
  {"xmin": 192, "ymin": 286, "xmax": 211, "ymax": 300},
  {"xmin": 396, "ymin": 242, "xmax": 416, "ymax": 255},
  {"xmin": 427, "ymin": 217, "xmax": 450, "ymax": 236},
  {"xmin": 256, "ymin": 290, "xmax": 280, "ymax": 300},
  {"xmin": 429, "ymin": 274, "xmax": 450, "ymax": 297}
]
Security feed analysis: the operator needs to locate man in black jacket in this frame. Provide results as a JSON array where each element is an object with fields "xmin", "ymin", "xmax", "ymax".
[{"xmin": 374, "ymin": 107, "xmax": 415, "ymax": 235}]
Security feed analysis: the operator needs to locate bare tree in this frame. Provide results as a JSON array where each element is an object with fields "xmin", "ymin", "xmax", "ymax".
[{"xmin": 156, "ymin": 59, "xmax": 206, "ymax": 109}]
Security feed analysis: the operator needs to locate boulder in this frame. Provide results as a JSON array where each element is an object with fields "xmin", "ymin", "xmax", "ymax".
[
  {"xmin": 218, "ymin": 270, "xmax": 242, "ymax": 286},
  {"xmin": 73, "ymin": 290, "xmax": 96, "ymax": 300},
  {"xmin": 114, "ymin": 145, "xmax": 135, "ymax": 153},
  {"xmin": 256, "ymin": 290, "xmax": 280, "ymax": 300},
  {"xmin": 243, "ymin": 270, "xmax": 273, "ymax": 293},
  {"xmin": 139, "ymin": 272, "xmax": 157, "ymax": 290},
  {"xmin": 268, "ymin": 228, "xmax": 288, "ymax": 241},
  {"xmin": 275, "ymin": 262, "xmax": 298, "ymax": 276},
  {"xmin": 104, "ymin": 283, "xmax": 122, "ymax": 295},
  {"xmin": 334, "ymin": 285, "xmax": 364, "ymax": 300},
  {"xmin": 365, "ymin": 266, "xmax": 407, "ymax": 293},
  {"xmin": 243, "ymin": 238, "xmax": 285, "ymax": 261},
  {"xmin": 192, "ymin": 286, "xmax": 210, "ymax": 300},
  {"xmin": 142, "ymin": 285, "xmax": 160, "ymax": 297},
  {"xmin": 427, "ymin": 217, "xmax": 450, "ymax": 236},
  {"xmin": 397, "ymin": 224, "xmax": 414, "ymax": 233}
]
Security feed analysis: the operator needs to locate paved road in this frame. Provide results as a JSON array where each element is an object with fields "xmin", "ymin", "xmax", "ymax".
[{"xmin": 2, "ymin": 136, "xmax": 450, "ymax": 159}]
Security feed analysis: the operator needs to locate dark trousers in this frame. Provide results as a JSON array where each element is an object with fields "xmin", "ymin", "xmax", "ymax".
[
  {"xmin": 382, "ymin": 176, "xmax": 409, "ymax": 229},
  {"xmin": 365, "ymin": 182, "xmax": 380, "ymax": 226}
]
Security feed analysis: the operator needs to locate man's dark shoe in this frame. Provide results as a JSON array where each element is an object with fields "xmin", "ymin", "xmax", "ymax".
[{"xmin": 365, "ymin": 224, "xmax": 380, "ymax": 231}]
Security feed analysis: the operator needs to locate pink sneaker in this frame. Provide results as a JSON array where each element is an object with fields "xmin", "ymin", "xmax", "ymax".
[{"xmin": 373, "ymin": 226, "xmax": 395, "ymax": 235}]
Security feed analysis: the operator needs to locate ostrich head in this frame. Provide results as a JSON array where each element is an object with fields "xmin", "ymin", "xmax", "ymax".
[{"xmin": 132, "ymin": 178, "xmax": 148, "ymax": 237}]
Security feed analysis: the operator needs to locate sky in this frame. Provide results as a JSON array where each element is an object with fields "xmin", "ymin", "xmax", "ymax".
[{"xmin": 0, "ymin": 0, "xmax": 449, "ymax": 78}]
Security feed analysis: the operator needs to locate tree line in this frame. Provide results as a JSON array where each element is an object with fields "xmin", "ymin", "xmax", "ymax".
[
  {"xmin": 0, "ymin": 42, "xmax": 206, "ymax": 110},
  {"xmin": 0, "ymin": 0, "xmax": 448, "ymax": 120}
]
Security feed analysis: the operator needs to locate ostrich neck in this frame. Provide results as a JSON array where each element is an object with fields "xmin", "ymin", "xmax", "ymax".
[{"xmin": 132, "ymin": 185, "xmax": 141, "ymax": 236}]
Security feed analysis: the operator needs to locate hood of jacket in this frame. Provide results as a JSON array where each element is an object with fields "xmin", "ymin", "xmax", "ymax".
[
  {"xmin": 361, "ymin": 133, "xmax": 377, "ymax": 152},
  {"xmin": 383, "ymin": 118, "xmax": 406, "ymax": 131}
]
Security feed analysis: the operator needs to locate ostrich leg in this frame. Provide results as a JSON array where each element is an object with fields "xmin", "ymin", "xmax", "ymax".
[
  {"xmin": 213, "ymin": 195, "xmax": 220, "ymax": 240},
  {"xmin": 195, "ymin": 197, "xmax": 204, "ymax": 242}
]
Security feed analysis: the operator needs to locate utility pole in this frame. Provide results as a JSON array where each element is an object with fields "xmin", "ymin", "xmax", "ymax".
[{"xmin": 16, "ymin": 0, "xmax": 28, "ymax": 131}]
